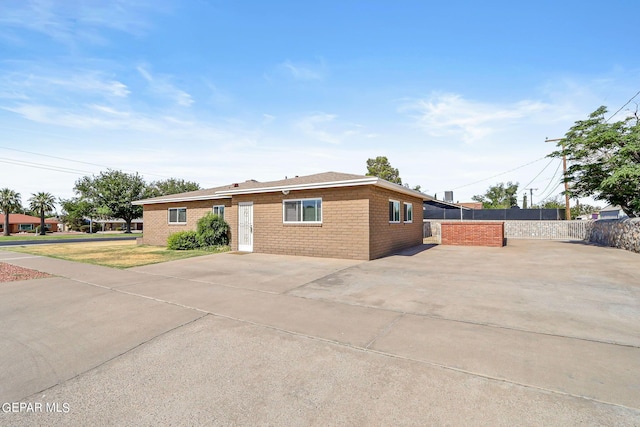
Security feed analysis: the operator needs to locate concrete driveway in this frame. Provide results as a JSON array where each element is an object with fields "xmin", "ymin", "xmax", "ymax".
[{"xmin": 0, "ymin": 240, "xmax": 638, "ymax": 425}]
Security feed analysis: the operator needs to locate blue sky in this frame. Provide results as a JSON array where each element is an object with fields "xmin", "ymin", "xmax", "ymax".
[{"xmin": 1, "ymin": 0, "xmax": 638, "ymax": 208}]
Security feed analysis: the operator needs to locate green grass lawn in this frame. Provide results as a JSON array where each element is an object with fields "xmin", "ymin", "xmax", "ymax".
[
  {"xmin": 0, "ymin": 233, "xmax": 140, "ymax": 242},
  {"xmin": 3, "ymin": 240, "xmax": 228, "ymax": 268}
]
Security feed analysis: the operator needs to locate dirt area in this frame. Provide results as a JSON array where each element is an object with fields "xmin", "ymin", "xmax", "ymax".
[{"xmin": 0, "ymin": 262, "xmax": 51, "ymax": 282}]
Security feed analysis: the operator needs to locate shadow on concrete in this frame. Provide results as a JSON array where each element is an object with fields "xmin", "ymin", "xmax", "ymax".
[{"xmin": 393, "ymin": 244, "xmax": 438, "ymax": 256}]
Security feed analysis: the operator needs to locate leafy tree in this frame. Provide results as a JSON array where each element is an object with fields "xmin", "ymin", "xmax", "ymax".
[
  {"xmin": 74, "ymin": 170, "xmax": 146, "ymax": 233},
  {"xmin": 147, "ymin": 178, "xmax": 201, "ymax": 198},
  {"xmin": 28, "ymin": 192, "xmax": 56, "ymax": 235},
  {"xmin": 572, "ymin": 203, "xmax": 601, "ymax": 219},
  {"xmin": 533, "ymin": 197, "xmax": 563, "ymax": 209},
  {"xmin": 472, "ymin": 182, "xmax": 519, "ymax": 208},
  {"xmin": 551, "ymin": 106, "xmax": 640, "ymax": 218},
  {"xmin": 0, "ymin": 188, "xmax": 21, "ymax": 236},
  {"xmin": 366, "ymin": 156, "xmax": 402, "ymax": 184},
  {"xmin": 60, "ymin": 198, "xmax": 97, "ymax": 231}
]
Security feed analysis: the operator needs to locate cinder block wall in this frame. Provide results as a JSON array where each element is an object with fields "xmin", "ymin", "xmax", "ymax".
[
  {"xmin": 141, "ymin": 199, "xmax": 233, "ymax": 246},
  {"xmin": 441, "ymin": 221, "xmax": 505, "ymax": 247},
  {"xmin": 233, "ymin": 187, "xmax": 370, "ymax": 260},
  {"xmin": 369, "ymin": 188, "xmax": 424, "ymax": 259}
]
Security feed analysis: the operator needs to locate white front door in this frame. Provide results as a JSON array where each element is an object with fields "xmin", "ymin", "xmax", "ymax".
[{"xmin": 238, "ymin": 202, "xmax": 253, "ymax": 252}]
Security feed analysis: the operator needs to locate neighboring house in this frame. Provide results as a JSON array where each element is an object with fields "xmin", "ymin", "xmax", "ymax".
[
  {"xmin": 133, "ymin": 171, "xmax": 430, "ymax": 260},
  {"xmin": 459, "ymin": 202, "xmax": 483, "ymax": 210},
  {"xmin": 599, "ymin": 205, "xmax": 628, "ymax": 219},
  {"xmin": 0, "ymin": 214, "xmax": 60, "ymax": 233},
  {"xmin": 46, "ymin": 217, "xmax": 64, "ymax": 231},
  {"xmin": 94, "ymin": 218, "xmax": 143, "ymax": 232}
]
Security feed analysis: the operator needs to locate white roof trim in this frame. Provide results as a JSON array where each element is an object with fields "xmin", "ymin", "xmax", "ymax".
[
  {"xmin": 132, "ymin": 194, "xmax": 231, "ymax": 205},
  {"xmin": 216, "ymin": 177, "xmax": 379, "ymax": 195},
  {"xmin": 373, "ymin": 179, "xmax": 432, "ymax": 200}
]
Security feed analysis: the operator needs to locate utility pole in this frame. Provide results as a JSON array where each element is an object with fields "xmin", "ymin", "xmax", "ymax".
[
  {"xmin": 525, "ymin": 188, "xmax": 538, "ymax": 208},
  {"xmin": 545, "ymin": 138, "xmax": 571, "ymax": 220}
]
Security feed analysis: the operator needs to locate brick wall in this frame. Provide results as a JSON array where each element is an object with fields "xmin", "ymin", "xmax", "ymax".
[
  {"xmin": 440, "ymin": 221, "xmax": 505, "ymax": 247},
  {"xmin": 141, "ymin": 199, "xmax": 233, "ymax": 246},
  {"xmin": 233, "ymin": 187, "xmax": 370, "ymax": 260},
  {"xmin": 369, "ymin": 187, "xmax": 424, "ymax": 259},
  {"xmin": 142, "ymin": 185, "xmax": 425, "ymax": 260}
]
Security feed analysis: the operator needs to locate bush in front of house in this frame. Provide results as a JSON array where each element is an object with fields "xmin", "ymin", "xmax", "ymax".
[
  {"xmin": 167, "ymin": 231, "xmax": 200, "ymax": 250},
  {"xmin": 79, "ymin": 225, "xmax": 99, "ymax": 233},
  {"xmin": 196, "ymin": 213, "xmax": 229, "ymax": 247},
  {"xmin": 166, "ymin": 214, "xmax": 230, "ymax": 251}
]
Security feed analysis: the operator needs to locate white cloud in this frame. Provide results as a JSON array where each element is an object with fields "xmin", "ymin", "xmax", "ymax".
[
  {"xmin": 279, "ymin": 59, "xmax": 325, "ymax": 81},
  {"xmin": 137, "ymin": 66, "xmax": 194, "ymax": 107},
  {"xmin": 0, "ymin": 0, "xmax": 162, "ymax": 45},
  {"xmin": 294, "ymin": 113, "xmax": 373, "ymax": 145},
  {"xmin": 0, "ymin": 70, "xmax": 130, "ymax": 100},
  {"xmin": 401, "ymin": 93, "xmax": 559, "ymax": 143}
]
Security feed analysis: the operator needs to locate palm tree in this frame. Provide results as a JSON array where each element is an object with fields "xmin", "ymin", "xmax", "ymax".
[
  {"xmin": 28, "ymin": 192, "xmax": 56, "ymax": 236},
  {"xmin": 0, "ymin": 188, "xmax": 22, "ymax": 236}
]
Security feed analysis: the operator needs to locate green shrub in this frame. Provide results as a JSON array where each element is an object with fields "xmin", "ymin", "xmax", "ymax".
[
  {"xmin": 79, "ymin": 225, "xmax": 99, "ymax": 233},
  {"xmin": 167, "ymin": 231, "xmax": 200, "ymax": 250},
  {"xmin": 196, "ymin": 213, "xmax": 229, "ymax": 247}
]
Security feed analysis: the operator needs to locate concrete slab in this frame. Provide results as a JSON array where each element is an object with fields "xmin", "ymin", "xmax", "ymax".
[
  {"xmin": 0, "ymin": 277, "xmax": 203, "ymax": 402},
  {"xmin": 130, "ymin": 252, "xmax": 362, "ymax": 293},
  {"xmin": 120, "ymin": 277, "xmax": 400, "ymax": 348},
  {"xmin": 4, "ymin": 316, "xmax": 638, "ymax": 426},
  {"xmin": 370, "ymin": 314, "xmax": 640, "ymax": 408},
  {"xmin": 0, "ymin": 240, "xmax": 638, "ymax": 424},
  {"xmin": 291, "ymin": 240, "xmax": 640, "ymax": 346}
]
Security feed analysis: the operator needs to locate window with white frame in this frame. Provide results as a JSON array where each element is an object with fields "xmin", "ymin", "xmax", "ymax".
[
  {"xmin": 404, "ymin": 202, "xmax": 413, "ymax": 223},
  {"xmin": 168, "ymin": 207, "xmax": 187, "ymax": 224},
  {"xmin": 19, "ymin": 224, "xmax": 34, "ymax": 231},
  {"xmin": 212, "ymin": 205, "xmax": 225, "ymax": 218},
  {"xmin": 283, "ymin": 198, "xmax": 322, "ymax": 223},
  {"xmin": 389, "ymin": 200, "xmax": 400, "ymax": 223}
]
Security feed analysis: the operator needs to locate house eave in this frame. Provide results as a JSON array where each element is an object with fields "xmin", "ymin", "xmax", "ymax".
[
  {"xmin": 215, "ymin": 177, "xmax": 380, "ymax": 195},
  {"xmin": 132, "ymin": 194, "xmax": 232, "ymax": 205}
]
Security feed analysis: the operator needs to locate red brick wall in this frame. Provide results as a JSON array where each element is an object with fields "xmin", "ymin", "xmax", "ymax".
[
  {"xmin": 441, "ymin": 221, "xmax": 505, "ymax": 247},
  {"xmin": 369, "ymin": 187, "xmax": 424, "ymax": 259}
]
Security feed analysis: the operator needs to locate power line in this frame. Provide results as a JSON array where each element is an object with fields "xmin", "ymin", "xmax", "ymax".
[
  {"xmin": 449, "ymin": 156, "xmax": 547, "ymax": 191},
  {"xmin": 535, "ymin": 160, "xmax": 563, "ymax": 202},
  {"xmin": 0, "ymin": 145, "xmax": 171, "ymax": 179},
  {"xmin": 0, "ymin": 158, "xmax": 94, "ymax": 175},
  {"xmin": 522, "ymin": 158, "xmax": 554, "ymax": 189},
  {"xmin": 606, "ymin": 90, "xmax": 640, "ymax": 122}
]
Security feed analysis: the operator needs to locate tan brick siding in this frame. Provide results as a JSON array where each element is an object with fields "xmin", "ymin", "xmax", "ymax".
[
  {"xmin": 441, "ymin": 221, "xmax": 505, "ymax": 247},
  {"xmin": 232, "ymin": 187, "xmax": 370, "ymax": 260},
  {"xmin": 141, "ymin": 199, "xmax": 233, "ymax": 246},
  {"xmin": 368, "ymin": 188, "xmax": 424, "ymax": 259},
  {"xmin": 141, "ymin": 185, "xmax": 424, "ymax": 260}
]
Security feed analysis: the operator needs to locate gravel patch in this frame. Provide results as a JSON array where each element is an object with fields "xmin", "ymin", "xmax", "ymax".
[{"xmin": 0, "ymin": 262, "xmax": 51, "ymax": 282}]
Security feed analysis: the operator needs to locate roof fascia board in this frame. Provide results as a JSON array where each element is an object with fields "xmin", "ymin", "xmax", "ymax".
[
  {"xmin": 216, "ymin": 177, "xmax": 379, "ymax": 195},
  {"xmin": 132, "ymin": 194, "xmax": 231, "ymax": 205},
  {"xmin": 373, "ymin": 179, "xmax": 432, "ymax": 201}
]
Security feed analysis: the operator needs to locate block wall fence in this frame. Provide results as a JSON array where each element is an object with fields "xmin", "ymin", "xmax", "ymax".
[{"xmin": 425, "ymin": 218, "xmax": 640, "ymax": 254}]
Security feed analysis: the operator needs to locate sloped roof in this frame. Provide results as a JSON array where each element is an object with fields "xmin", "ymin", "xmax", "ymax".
[
  {"xmin": 134, "ymin": 171, "xmax": 431, "ymax": 205},
  {"xmin": 0, "ymin": 214, "xmax": 59, "ymax": 224}
]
